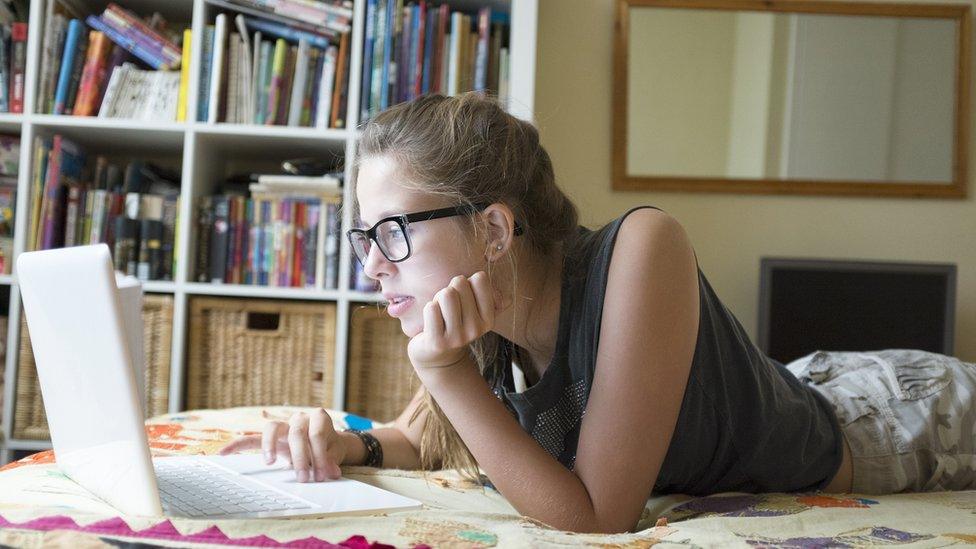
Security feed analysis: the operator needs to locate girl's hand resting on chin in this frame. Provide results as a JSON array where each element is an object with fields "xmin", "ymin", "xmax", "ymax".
[{"xmin": 407, "ymin": 271, "xmax": 509, "ymax": 371}]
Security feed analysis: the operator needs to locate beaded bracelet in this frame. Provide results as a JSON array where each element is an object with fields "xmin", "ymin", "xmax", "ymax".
[{"xmin": 345, "ymin": 429, "xmax": 384, "ymax": 468}]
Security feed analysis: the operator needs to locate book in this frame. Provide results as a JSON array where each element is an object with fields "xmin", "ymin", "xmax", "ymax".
[
  {"xmin": 288, "ymin": 38, "xmax": 310, "ymax": 126},
  {"xmin": 73, "ymin": 31, "xmax": 112, "ymax": 116},
  {"xmin": 197, "ymin": 24, "xmax": 215, "ymax": 121},
  {"xmin": 207, "ymin": 13, "xmax": 228, "ymax": 123},
  {"xmin": 176, "ymin": 29, "xmax": 192, "ymax": 121},
  {"xmin": 84, "ymin": 15, "xmax": 175, "ymax": 70},
  {"xmin": 9, "ymin": 23, "xmax": 27, "ymax": 114},
  {"xmin": 64, "ymin": 28, "xmax": 89, "ymax": 114},
  {"xmin": 53, "ymin": 19, "xmax": 84, "ymax": 114},
  {"xmin": 242, "ymin": 16, "xmax": 332, "ymax": 49},
  {"xmin": 330, "ymin": 31, "xmax": 348, "ymax": 128}
]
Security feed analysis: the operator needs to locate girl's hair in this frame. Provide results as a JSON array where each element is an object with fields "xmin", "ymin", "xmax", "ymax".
[{"xmin": 354, "ymin": 92, "xmax": 579, "ymax": 481}]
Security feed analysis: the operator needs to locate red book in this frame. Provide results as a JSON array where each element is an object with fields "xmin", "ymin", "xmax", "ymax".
[
  {"xmin": 291, "ymin": 201, "xmax": 305, "ymax": 287},
  {"xmin": 9, "ymin": 23, "xmax": 27, "ymax": 113}
]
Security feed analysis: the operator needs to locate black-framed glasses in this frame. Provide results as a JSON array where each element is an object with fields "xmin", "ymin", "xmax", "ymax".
[{"xmin": 347, "ymin": 203, "xmax": 524, "ymax": 266}]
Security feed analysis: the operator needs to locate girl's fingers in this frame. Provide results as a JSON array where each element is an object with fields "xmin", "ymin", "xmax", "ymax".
[
  {"xmin": 468, "ymin": 272, "xmax": 495, "ymax": 326},
  {"xmin": 287, "ymin": 413, "xmax": 313, "ymax": 481},
  {"xmin": 424, "ymin": 299, "xmax": 445, "ymax": 339},
  {"xmin": 218, "ymin": 434, "xmax": 261, "ymax": 455},
  {"xmin": 436, "ymin": 287, "xmax": 463, "ymax": 339},
  {"xmin": 307, "ymin": 409, "xmax": 338, "ymax": 481},
  {"xmin": 261, "ymin": 421, "xmax": 289, "ymax": 464},
  {"xmin": 449, "ymin": 275, "xmax": 482, "ymax": 335}
]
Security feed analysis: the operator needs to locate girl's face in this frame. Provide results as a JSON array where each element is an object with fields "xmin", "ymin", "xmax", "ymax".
[{"xmin": 355, "ymin": 156, "xmax": 487, "ymax": 338}]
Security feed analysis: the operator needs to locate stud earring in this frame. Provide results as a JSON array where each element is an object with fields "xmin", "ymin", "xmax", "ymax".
[{"xmin": 496, "ymin": 244, "xmax": 503, "ymax": 250}]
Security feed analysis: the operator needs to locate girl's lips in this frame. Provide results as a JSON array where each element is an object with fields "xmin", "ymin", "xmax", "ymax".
[{"xmin": 387, "ymin": 297, "xmax": 414, "ymax": 318}]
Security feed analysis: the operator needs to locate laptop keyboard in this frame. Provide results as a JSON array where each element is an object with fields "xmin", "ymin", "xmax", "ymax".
[{"xmin": 155, "ymin": 459, "xmax": 313, "ymax": 517}]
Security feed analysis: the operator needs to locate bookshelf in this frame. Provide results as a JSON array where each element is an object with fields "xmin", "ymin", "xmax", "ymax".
[{"xmin": 0, "ymin": 0, "xmax": 538, "ymax": 465}]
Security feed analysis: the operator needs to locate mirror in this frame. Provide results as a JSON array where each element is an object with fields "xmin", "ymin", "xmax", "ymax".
[{"xmin": 612, "ymin": 0, "xmax": 972, "ymax": 197}]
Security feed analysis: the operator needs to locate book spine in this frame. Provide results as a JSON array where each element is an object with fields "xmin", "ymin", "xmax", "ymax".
[
  {"xmin": 370, "ymin": 0, "xmax": 387, "ymax": 119},
  {"xmin": 421, "ymin": 3, "xmax": 436, "ymax": 94},
  {"xmin": 0, "ymin": 26, "xmax": 11, "ymax": 112},
  {"xmin": 105, "ymin": 3, "xmax": 182, "ymax": 63},
  {"xmin": 380, "ymin": 0, "xmax": 396, "ymax": 110},
  {"xmin": 64, "ymin": 31, "xmax": 88, "ymax": 115},
  {"xmin": 276, "ymin": 44, "xmax": 296, "ymax": 124},
  {"xmin": 84, "ymin": 15, "xmax": 170, "ymax": 70},
  {"xmin": 242, "ymin": 16, "xmax": 332, "ymax": 49},
  {"xmin": 266, "ymin": 38, "xmax": 286, "ymax": 124},
  {"xmin": 330, "ymin": 31, "xmax": 348, "ymax": 128},
  {"xmin": 207, "ymin": 14, "xmax": 228, "ymax": 123},
  {"xmin": 315, "ymin": 45, "xmax": 336, "ymax": 128},
  {"xmin": 209, "ymin": 195, "xmax": 229, "ymax": 283},
  {"xmin": 63, "ymin": 184, "xmax": 81, "ymax": 246},
  {"xmin": 99, "ymin": 10, "xmax": 178, "ymax": 67},
  {"xmin": 226, "ymin": 32, "xmax": 240, "ymax": 124},
  {"xmin": 9, "ymin": 23, "xmax": 26, "ymax": 113},
  {"xmin": 474, "ymin": 7, "xmax": 490, "ymax": 92},
  {"xmin": 359, "ymin": 0, "xmax": 376, "ymax": 124},
  {"xmin": 288, "ymin": 38, "xmax": 309, "ymax": 126},
  {"xmin": 74, "ymin": 31, "xmax": 108, "ymax": 116},
  {"xmin": 195, "ymin": 195, "xmax": 212, "ymax": 282},
  {"xmin": 197, "ymin": 25, "xmax": 215, "ymax": 122},
  {"xmin": 177, "ymin": 29, "xmax": 192, "ymax": 121},
  {"xmin": 301, "ymin": 47, "xmax": 319, "ymax": 126},
  {"xmin": 54, "ymin": 19, "xmax": 83, "ymax": 115}
]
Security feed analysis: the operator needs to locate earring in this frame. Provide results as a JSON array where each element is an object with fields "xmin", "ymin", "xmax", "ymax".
[{"xmin": 496, "ymin": 244, "xmax": 503, "ymax": 250}]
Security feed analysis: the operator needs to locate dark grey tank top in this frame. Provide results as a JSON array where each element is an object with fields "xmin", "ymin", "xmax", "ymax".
[{"xmin": 487, "ymin": 205, "xmax": 843, "ymax": 495}]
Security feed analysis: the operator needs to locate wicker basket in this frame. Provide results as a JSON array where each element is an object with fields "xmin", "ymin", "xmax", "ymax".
[
  {"xmin": 186, "ymin": 297, "xmax": 336, "ymax": 410},
  {"xmin": 13, "ymin": 294, "xmax": 174, "ymax": 440},
  {"xmin": 345, "ymin": 304, "xmax": 418, "ymax": 423}
]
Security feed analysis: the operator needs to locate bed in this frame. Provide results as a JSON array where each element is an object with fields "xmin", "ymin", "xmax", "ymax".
[{"xmin": 0, "ymin": 406, "xmax": 974, "ymax": 548}]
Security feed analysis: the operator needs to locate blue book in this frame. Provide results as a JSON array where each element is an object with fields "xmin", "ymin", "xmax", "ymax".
[
  {"xmin": 379, "ymin": 0, "xmax": 394, "ymax": 110},
  {"xmin": 407, "ymin": 6, "xmax": 419, "ymax": 100},
  {"xmin": 198, "ymin": 25, "xmax": 215, "ymax": 122},
  {"xmin": 84, "ymin": 15, "xmax": 168, "ymax": 70},
  {"xmin": 242, "ymin": 17, "xmax": 330, "ymax": 49},
  {"xmin": 360, "ymin": 0, "xmax": 376, "ymax": 124},
  {"xmin": 54, "ymin": 19, "xmax": 83, "ymax": 115},
  {"xmin": 421, "ymin": 6, "xmax": 436, "ymax": 94},
  {"xmin": 256, "ymin": 40, "xmax": 272, "ymax": 124}
]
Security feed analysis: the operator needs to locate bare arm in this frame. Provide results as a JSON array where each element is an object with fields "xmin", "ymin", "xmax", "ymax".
[{"xmin": 340, "ymin": 385, "xmax": 428, "ymax": 469}]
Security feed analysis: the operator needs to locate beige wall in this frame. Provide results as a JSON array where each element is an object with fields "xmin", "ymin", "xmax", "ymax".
[{"xmin": 534, "ymin": 0, "xmax": 976, "ymax": 362}]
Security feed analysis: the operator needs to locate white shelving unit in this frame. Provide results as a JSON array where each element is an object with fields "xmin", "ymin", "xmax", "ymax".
[{"xmin": 0, "ymin": 0, "xmax": 537, "ymax": 465}]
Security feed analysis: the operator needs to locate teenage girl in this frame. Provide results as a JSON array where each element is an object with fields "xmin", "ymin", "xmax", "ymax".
[{"xmin": 221, "ymin": 92, "xmax": 976, "ymax": 534}]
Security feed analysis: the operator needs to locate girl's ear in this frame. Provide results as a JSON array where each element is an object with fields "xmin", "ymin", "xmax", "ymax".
[{"xmin": 481, "ymin": 203, "xmax": 516, "ymax": 261}]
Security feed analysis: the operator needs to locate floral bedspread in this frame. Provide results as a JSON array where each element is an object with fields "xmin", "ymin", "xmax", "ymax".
[{"xmin": 0, "ymin": 406, "xmax": 974, "ymax": 548}]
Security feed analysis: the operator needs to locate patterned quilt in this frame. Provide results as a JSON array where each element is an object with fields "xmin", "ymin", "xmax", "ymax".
[{"xmin": 0, "ymin": 406, "xmax": 974, "ymax": 548}]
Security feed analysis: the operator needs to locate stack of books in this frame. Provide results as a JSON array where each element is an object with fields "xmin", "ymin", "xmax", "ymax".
[
  {"xmin": 195, "ymin": 172, "xmax": 343, "ymax": 288},
  {"xmin": 359, "ymin": 1, "xmax": 510, "ymax": 124},
  {"xmin": 197, "ymin": 1, "xmax": 354, "ymax": 128},
  {"xmin": 0, "ymin": 1, "xmax": 28, "ymax": 114},
  {"xmin": 28, "ymin": 134, "xmax": 181, "ymax": 281},
  {"xmin": 0, "ymin": 134, "xmax": 17, "ymax": 274},
  {"xmin": 37, "ymin": 1, "xmax": 190, "ymax": 121}
]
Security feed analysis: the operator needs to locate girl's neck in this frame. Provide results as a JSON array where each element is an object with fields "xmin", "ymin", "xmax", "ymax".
[{"xmin": 492, "ymin": 247, "xmax": 564, "ymax": 383}]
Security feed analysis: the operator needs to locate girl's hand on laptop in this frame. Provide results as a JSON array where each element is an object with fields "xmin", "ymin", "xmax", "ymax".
[{"xmin": 218, "ymin": 408, "xmax": 346, "ymax": 482}]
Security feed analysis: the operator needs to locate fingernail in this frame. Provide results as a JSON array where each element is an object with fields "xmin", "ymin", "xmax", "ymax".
[
  {"xmin": 297, "ymin": 469, "xmax": 309, "ymax": 483},
  {"xmin": 314, "ymin": 468, "xmax": 325, "ymax": 482}
]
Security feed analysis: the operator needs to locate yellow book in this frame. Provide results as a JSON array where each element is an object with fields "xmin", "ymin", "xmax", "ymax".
[
  {"xmin": 267, "ymin": 38, "xmax": 287, "ymax": 124},
  {"xmin": 176, "ymin": 29, "xmax": 192, "ymax": 121}
]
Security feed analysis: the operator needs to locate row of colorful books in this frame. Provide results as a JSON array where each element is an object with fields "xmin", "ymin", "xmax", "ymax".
[
  {"xmin": 195, "ymin": 176, "xmax": 343, "ymax": 289},
  {"xmin": 36, "ymin": 2, "xmax": 189, "ymax": 119},
  {"xmin": 360, "ymin": 1, "xmax": 510, "ymax": 124},
  {"xmin": 28, "ymin": 134, "xmax": 181, "ymax": 281},
  {"xmin": 198, "ymin": 10, "xmax": 351, "ymax": 128}
]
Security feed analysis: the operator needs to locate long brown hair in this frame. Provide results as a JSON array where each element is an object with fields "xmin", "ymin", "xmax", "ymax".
[{"xmin": 354, "ymin": 92, "xmax": 579, "ymax": 480}]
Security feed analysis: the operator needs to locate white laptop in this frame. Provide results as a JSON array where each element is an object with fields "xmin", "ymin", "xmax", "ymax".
[{"xmin": 16, "ymin": 244, "xmax": 423, "ymax": 519}]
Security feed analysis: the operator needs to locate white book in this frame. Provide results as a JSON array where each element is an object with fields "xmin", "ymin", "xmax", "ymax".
[
  {"xmin": 234, "ymin": 14, "xmax": 254, "ymax": 124},
  {"xmin": 314, "ymin": 203, "xmax": 328, "ymax": 289},
  {"xmin": 98, "ymin": 63, "xmax": 131, "ymax": 118},
  {"xmin": 499, "ymin": 47, "xmax": 509, "ymax": 109},
  {"xmin": 288, "ymin": 38, "xmax": 310, "ymax": 127},
  {"xmin": 315, "ymin": 45, "xmax": 337, "ymax": 129},
  {"xmin": 256, "ymin": 173, "xmax": 341, "ymax": 186},
  {"xmin": 208, "ymin": 13, "xmax": 228, "ymax": 124},
  {"xmin": 249, "ymin": 185, "xmax": 342, "ymax": 199}
]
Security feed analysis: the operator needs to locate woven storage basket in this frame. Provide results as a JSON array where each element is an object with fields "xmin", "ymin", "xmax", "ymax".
[
  {"xmin": 13, "ymin": 294, "xmax": 174, "ymax": 440},
  {"xmin": 345, "ymin": 304, "xmax": 418, "ymax": 423},
  {"xmin": 186, "ymin": 297, "xmax": 336, "ymax": 410}
]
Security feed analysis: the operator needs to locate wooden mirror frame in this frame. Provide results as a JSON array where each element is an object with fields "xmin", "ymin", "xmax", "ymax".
[{"xmin": 612, "ymin": 0, "xmax": 972, "ymax": 198}]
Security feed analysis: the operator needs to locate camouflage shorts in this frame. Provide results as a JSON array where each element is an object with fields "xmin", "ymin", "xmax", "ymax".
[{"xmin": 786, "ymin": 349, "xmax": 976, "ymax": 494}]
